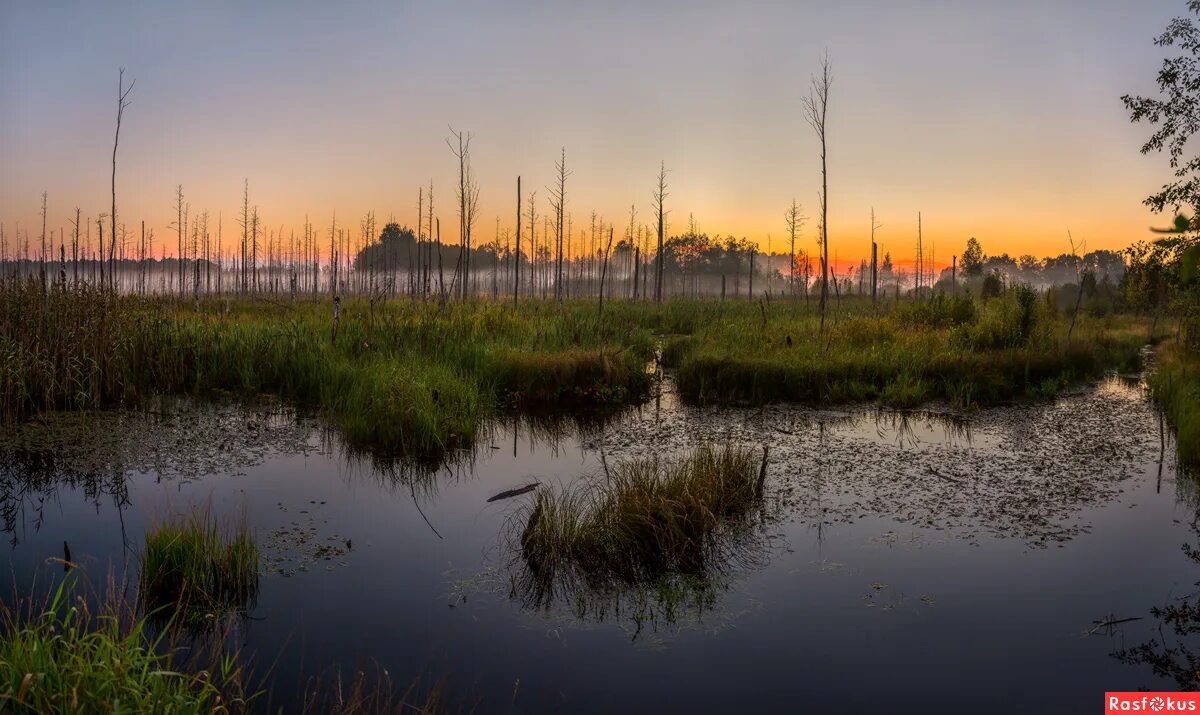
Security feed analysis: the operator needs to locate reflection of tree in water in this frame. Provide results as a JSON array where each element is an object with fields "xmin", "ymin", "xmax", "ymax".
[
  {"xmin": 0, "ymin": 401, "xmax": 312, "ymax": 542},
  {"xmin": 0, "ymin": 449, "xmax": 129, "ymax": 545},
  {"xmin": 1114, "ymin": 431, "xmax": 1200, "ymax": 690},
  {"xmin": 1114, "ymin": 532, "xmax": 1200, "ymax": 690}
]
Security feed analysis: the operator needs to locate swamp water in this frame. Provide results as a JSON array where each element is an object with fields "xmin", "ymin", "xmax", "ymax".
[{"xmin": 0, "ymin": 374, "xmax": 1195, "ymax": 713}]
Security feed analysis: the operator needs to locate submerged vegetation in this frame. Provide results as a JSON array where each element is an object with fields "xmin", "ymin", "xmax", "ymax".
[{"xmin": 141, "ymin": 509, "xmax": 259, "ymax": 626}]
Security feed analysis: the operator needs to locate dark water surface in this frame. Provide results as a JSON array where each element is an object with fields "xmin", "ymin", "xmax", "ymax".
[{"xmin": 1, "ymin": 375, "xmax": 1196, "ymax": 714}]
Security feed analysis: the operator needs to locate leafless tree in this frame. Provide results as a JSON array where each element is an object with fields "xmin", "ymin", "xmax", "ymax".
[
  {"xmin": 548, "ymin": 148, "xmax": 571, "ymax": 302},
  {"xmin": 39, "ymin": 193, "xmax": 47, "ymax": 294},
  {"xmin": 598, "ymin": 225, "xmax": 615, "ymax": 320},
  {"xmin": 447, "ymin": 128, "xmax": 479, "ymax": 300},
  {"xmin": 802, "ymin": 53, "xmax": 832, "ymax": 331},
  {"xmin": 1067, "ymin": 231, "xmax": 1087, "ymax": 340},
  {"xmin": 652, "ymin": 162, "xmax": 669, "ymax": 303},
  {"xmin": 526, "ymin": 190, "xmax": 538, "ymax": 298},
  {"xmin": 111, "ymin": 67, "xmax": 134, "ymax": 292},
  {"xmin": 785, "ymin": 199, "xmax": 806, "ymax": 298},
  {"xmin": 514, "ymin": 176, "xmax": 521, "ymax": 306},
  {"xmin": 870, "ymin": 208, "xmax": 882, "ymax": 304}
]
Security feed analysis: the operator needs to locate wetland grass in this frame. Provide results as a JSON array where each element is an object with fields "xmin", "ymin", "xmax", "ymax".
[
  {"xmin": 0, "ymin": 280, "xmax": 1163, "ymax": 456},
  {"xmin": 1150, "ymin": 343, "xmax": 1200, "ymax": 469},
  {"xmin": 519, "ymin": 444, "xmax": 766, "ymax": 588},
  {"xmin": 0, "ymin": 281, "xmax": 654, "ymax": 457},
  {"xmin": 660, "ymin": 291, "xmax": 1150, "ymax": 407},
  {"xmin": 140, "ymin": 509, "xmax": 259, "ymax": 625},
  {"xmin": 0, "ymin": 578, "xmax": 251, "ymax": 713}
]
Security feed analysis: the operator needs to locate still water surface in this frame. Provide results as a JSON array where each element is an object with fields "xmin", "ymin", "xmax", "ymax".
[{"xmin": 0, "ymin": 375, "xmax": 1194, "ymax": 713}]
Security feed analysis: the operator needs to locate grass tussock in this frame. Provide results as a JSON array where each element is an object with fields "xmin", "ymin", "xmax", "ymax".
[
  {"xmin": 141, "ymin": 508, "xmax": 259, "ymax": 626},
  {"xmin": 0, "ymin": 578, "xmax": 251, "ymax": 713},
  {"xmin": 519, "ymin": 444, "xmax": 765, "ymax": 590}
]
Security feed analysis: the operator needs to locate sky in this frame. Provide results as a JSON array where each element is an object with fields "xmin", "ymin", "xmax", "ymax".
[{"xmin": 0, "ymin": 0, "xmax": 1190, "ymax": 266}]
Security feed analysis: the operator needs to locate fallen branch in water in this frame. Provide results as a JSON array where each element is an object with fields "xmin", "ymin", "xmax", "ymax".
[
  {"xmin": 487, "ymin": 483, "xmax": 540, "ymax": 503},
  {"xmin": 1083, "ymin": 615, "xmax": 1143, "ymax": 636}
]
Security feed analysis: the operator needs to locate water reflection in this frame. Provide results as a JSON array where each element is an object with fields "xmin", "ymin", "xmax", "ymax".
[{"xmin": 1115, "ymin": 525, "xmax": 1200, "ymax": 690}]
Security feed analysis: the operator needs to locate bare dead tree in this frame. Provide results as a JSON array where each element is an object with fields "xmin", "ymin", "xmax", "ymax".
[
  {"xmin": 251, "ymin": 205, "xmax": 260, "ymax": 292},
  {"xmin": 652, "ymin": 162, "xmax": 669, "ymax": 303},
  {"xmin": 111, "ymin": 67, "xmax": 134, "ymax": 292},
  {"xmin": 71, "ymin": 208, "xmax": 81, "ymax": 287},
  {"xmin": 526, "ymin": 190, "xmax": 538, "ymax": 298},
  {"xmin": 802, "ymin": 53, "xmax": 832, "ymax": 332},
  {"xmin": 239, "ymin": 181, "xmax": 250, "ymax": 294},
  {"xmin": 514, "ymin": 176, "xmax": 521, "ymax": 306},
  {"xmin": 548, "ymin": 147, "xmax": 571, "ymax": 303},
  {"xmin": 447, "ymin": 128, "xmax": 479, "ymax": 300},
  {"xmin": 870, "ymin": 207, "xmax": 882, "ymax": 305},
  {"xmin": 785, "ymin": 199, "xmax": 806, "ymax": 298},
  {"xmin": 1067, "ymin": 231, "xmax": 1087, "ymax": 341},
  {"xmin": 39, "ymin": 193, "xmax": 47, "ymax": 294},
  {"xmin": 598, "ymin": 225, "xmax": 615, "ymax": 320},
  {"xmin": 627, "ymin": 204, "xmax": 638, "ymax": 299}
]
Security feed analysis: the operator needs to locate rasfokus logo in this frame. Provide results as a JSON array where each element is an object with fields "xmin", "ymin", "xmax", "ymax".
[{"xmin": 1106, "ymin": 693, "xmax": 1200, "ymax": 713}]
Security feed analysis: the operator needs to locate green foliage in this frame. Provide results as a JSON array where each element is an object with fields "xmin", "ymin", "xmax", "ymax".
[
  {"xmin": 661, "ymin": 292, "xmax": 1147, "ymax": 408},
  {"xmin": 1150, "ymin": 344, "xmax": 1200, "ymax": 469},
  {"xmin": 141, "ymin": 509, "xmax": 259, "ymax": 626},
  {"xmin": 894, "ymin": 293, "xmax": 976, "ymax": 328},
  {"xmin": 0, "ymin": 579, "xmax": 251, "ymax": 713},
  {"xmin": 962, "ymin": 237, "xmax": 985, "ymax": 276},
  {"xmin": 1123, "ymin": 2, "xmax": 1200, "ymax": 212},
  {"xmin": 981, "ymin": 271, "xmax": 1004, "ymax": 300},
  {"xmin": 519, "ymin": 443, "xmax": 763, "ymax": 588},
  {"xmin": 0, "ymin": 282, "xmax": 655, "ymax": 458}
]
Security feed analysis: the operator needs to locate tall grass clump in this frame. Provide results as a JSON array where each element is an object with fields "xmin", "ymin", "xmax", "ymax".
[
  {"xmin": 518, "ymin": 444, "xmax": 765, "ymax": 593},
  {"xmin": 141, "ymin": 509, "xmax": 259, "ymax": 625},
  {"xmin": 1151, "ymin": 343, "xmax": 1200, "ymax": 470},
  {"xmin": 0, "ymin": 578, "xmax": 251, "ymax": 713}
]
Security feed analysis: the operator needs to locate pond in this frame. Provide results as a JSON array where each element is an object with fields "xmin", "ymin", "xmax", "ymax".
[{"xmin": 0, "ymin": 373, "xmax": 1195, "ymax": 713}]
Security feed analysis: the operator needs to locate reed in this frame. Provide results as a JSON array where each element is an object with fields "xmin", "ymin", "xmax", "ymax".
[
  {"xmin": 1150, "ymin": 343, "xmax": 1200, "ymax": 470},
  {"xmin": 660, "ymin": 291, "xmax": 1150, "ymax": 407},
  {"xmin": 0, "ymin": 577, "xmax": 251, "ymax": 713},
  {"xmin": 0, "ymin": 281, "xmax": 655, "ymax": 457},
  {"xmin": 140, "ymin": 508, "xmax": 259, "ymax": 625},
  {"xmin": 518, "ymin": 444, "xmax": 764, "ymax": 589}
]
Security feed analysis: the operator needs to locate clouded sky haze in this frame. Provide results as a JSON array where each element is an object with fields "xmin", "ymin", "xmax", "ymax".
[{"xmin": 0, "ymin": 0, "xmax": 1187, "ymax": 263}]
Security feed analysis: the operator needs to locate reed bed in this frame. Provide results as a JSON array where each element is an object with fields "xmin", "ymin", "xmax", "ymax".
[
  {"xmin": 518, "ymin": 444, "xmax": 766, "ymax": 592},
  {"xmin": 0, "ymin": 280, "xmax": 1160, "ymax": 454},
  {"xmin": 0, "ymin": 280, "xmax": 654, "ymax": 457},
  {"xmin": 141, "ymin": 509, "xmax": 259, "ymax": 626},
  {"xmin": 1150, "ymin": 343, "xmax": 1200, "ymax": 470},
  {"xmin": 660, "ymin": 291, "xmax": 1150, "ymax": 407}
]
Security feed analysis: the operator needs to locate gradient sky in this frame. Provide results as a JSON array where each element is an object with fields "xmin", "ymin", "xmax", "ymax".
[{"xmin": 0, "ymin": 0, "xmax": 1188, "ymax": 265}]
